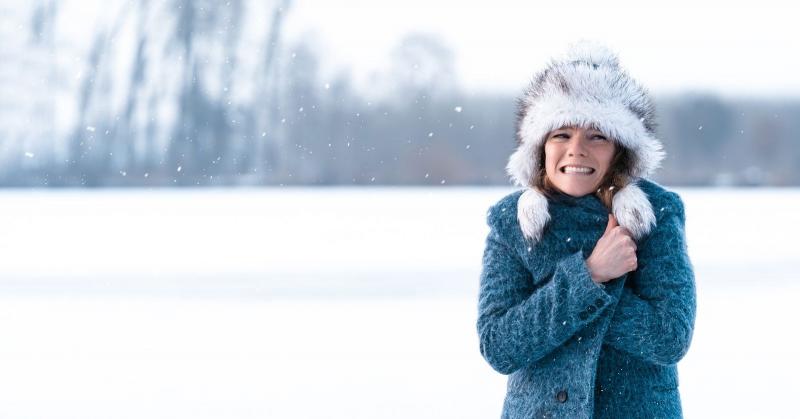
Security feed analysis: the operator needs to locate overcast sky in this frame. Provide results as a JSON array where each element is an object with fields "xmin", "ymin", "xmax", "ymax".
[{"xmin": 284, "ymin": 0, "xmax": 799, "ymax": 98}]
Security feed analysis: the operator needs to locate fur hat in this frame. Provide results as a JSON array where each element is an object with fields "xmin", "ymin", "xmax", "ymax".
[{"xmin": 507, "ymin": 41, "xmax": 666, "ymax": 244}]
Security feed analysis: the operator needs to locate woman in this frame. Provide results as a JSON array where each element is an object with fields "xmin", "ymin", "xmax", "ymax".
[{"xmin": 476, "ymin": 42, "xmax": 696, "ymax": 418}]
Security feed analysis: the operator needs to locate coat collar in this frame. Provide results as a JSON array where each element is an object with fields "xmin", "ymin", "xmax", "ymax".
[
  {"xmin": 548, "ymin": 189, "xmax": 607, "ymax": 214},
  {"xmin": 516, "ymin": 179, "xmax": 656, "ymax": 245}
]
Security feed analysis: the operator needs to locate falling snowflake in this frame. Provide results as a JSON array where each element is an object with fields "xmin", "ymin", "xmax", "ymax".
[{"xmin": 454, "ymin": 106, "xmax": 462, "ymax": 113}]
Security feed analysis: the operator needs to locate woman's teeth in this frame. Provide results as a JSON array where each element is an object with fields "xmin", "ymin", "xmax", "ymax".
[{"xmin": 562, "ymin": 166, "xmax": 595, "ymax": 174}]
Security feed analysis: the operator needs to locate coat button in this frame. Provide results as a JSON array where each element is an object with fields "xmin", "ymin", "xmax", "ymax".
[
  {"xmin": 587, "ymin": 305, "xmax": 596, "ymax": 314},
  {"xmin": 578, "ymin": 311, "xmax": 588, "ymax": 320},
  {"xmin": 556, "ymin": 390, "xmax": 568, "ymax": 403},
  {"xmin": 594, "ymin": 298, "xmax": 604, "ymax": 307}
]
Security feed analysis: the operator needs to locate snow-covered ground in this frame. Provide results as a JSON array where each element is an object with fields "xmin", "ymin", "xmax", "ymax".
[{"xmin": 0, "ymin": 186, "xmax": 797, "ymax": 418}]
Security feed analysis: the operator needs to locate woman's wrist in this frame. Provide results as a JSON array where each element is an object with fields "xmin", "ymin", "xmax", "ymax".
[{"xmin": 585, "ymin": 257, "xmax": 605, "ymax": 284}]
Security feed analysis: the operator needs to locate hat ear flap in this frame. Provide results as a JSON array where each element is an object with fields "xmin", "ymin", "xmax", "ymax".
[
  {"xmin": 517, "ymin": 187, "xmax": 551, "ymax": 244},
  {"xmin": 611, "ymin": 181, "xmax": 656, "ymax": 240},
  {"xmin": 506, "ymin": 139, "xmax": 538, "ymax": 188}
]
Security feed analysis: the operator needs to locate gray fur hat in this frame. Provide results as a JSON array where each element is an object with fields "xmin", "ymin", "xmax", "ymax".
[{"xmin": 507, "ymin": 41, "xmax": 666, "ymax": 244}]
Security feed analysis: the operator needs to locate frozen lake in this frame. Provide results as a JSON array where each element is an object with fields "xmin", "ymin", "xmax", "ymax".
[{"xmin": 0, "ymin": 186, "xmax": 798, "ymax": 418}]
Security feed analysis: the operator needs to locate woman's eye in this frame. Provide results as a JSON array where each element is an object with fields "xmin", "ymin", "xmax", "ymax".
[
  {"xmin": 551, "ymin": 133, "xmax": 569, "ymax": 140},
  {"xmin": 591, "ymin": 134, "xmax": 608, "ymax": 141}
]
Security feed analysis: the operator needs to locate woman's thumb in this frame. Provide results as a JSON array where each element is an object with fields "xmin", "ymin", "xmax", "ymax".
[{"xmin": 605, "ymin": 213, "xmax": 618, "ymax": 233}]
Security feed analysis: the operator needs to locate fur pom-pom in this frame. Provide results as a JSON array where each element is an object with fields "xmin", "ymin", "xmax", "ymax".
[
  {"xmin": 517, "ymin": 188, "xmax": 551, "ymax": 243},
  {"xmin": 565, "ymin": 40, "xmax": 620, "ymax": 69},
  {"xmin": 612, "ymin": 182, "xmax": 656, "ymax": 240}
]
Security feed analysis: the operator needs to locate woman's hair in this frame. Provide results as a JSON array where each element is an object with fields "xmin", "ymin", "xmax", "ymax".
[{"xmin": 532, "ymin": 139, "xmax": 635, "ymax": 210}]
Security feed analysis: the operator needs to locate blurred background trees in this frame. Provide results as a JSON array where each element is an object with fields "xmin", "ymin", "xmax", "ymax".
[{"xmin": 1, "ymin": 0, "xmax": 797, "ymax": 187}]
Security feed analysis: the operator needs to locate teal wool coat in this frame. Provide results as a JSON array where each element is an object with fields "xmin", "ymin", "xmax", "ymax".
[{"xmin": 477, "ymin": 179, "xmax": 696, "ymax": 418}]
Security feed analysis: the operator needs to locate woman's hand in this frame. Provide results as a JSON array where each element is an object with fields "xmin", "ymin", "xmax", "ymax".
[{"xmin": 586, "ymin": 214, "xmax": 638, "ymax": 284}]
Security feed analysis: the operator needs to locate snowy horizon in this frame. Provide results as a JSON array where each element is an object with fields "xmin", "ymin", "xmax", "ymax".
[{"xmin": 0, "ymin": 187, "xmax": 798, "ymax": 418}]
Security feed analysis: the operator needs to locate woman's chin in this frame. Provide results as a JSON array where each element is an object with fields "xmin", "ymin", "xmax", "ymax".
[{"xmin": 553, "ymin": 182, "xmax": 596, "ymax": 197}]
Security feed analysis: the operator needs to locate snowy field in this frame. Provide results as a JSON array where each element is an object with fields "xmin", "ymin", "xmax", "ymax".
[{"xmin": 0, "ymin": 186, "xmax": 798, "ymax": 418}]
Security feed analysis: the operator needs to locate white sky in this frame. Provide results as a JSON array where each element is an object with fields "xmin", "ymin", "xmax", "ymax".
[{"xmin": 284, "ymin": 0, "xmax": 800, "ymax": 98}]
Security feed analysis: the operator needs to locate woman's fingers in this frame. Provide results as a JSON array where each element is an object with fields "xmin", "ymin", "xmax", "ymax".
[
  {"xmin": 626, "ymin": 234, "xmax": 637, "ymax": 251},
  {"xmin": 590, "ymin": 213, "xmax": 640, "ymax": 280},
  {"xmin": 616, "ymin": 226, "xmax": 638, "ymax": 250}
]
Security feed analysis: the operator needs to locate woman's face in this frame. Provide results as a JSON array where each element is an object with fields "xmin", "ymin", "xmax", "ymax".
[{"xmin": 544, "ymin": 126, "xmax": 616, "ymax": 197}]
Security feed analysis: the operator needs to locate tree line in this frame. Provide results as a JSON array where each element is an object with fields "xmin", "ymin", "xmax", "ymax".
[{"xmin": 2, "ymin": 1, "xmax": 797, "ymax": 187}]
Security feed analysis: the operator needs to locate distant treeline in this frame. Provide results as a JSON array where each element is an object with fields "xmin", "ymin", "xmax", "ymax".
[{"xmin": 2, "ymin": 1, "xmax": 798, "ymax": 187}]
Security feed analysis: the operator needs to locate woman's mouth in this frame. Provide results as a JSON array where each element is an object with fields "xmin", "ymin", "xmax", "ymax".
[{"xmin": 560, "ymin": 165, "xmax": 595, "ymax": 175}]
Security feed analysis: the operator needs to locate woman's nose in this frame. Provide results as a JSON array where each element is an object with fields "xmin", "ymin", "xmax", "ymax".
[{"xmin": 566, "ymin": 137, "xmax": 587, "ymax": 156}]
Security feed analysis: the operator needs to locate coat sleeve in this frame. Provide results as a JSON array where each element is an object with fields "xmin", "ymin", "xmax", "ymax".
[
  {"xmin": 601, "ymin": 192, "xmax": 697, "ymax": 366},
  {"xmin": 476, "ymin": 206, "xmax": 618, "ymax": 375}
]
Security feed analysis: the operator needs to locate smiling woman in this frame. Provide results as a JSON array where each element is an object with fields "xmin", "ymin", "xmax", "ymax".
[
  {"xmin": 543, "ymin": 126, "xmax": 616, "ymax": 198},
  {"xmin": 537, "ymin": 125, "xmax": 637, "ymax": 211},
  {"xmin": 477, "ymin": 41, "xmax": 696, "ymax": 419}
]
